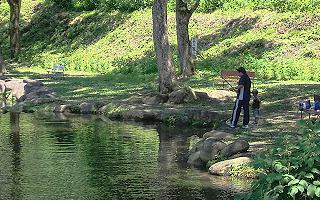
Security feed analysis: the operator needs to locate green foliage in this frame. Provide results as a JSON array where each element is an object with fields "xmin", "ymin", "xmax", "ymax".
[
  {"xmin": 98, "ymin": 0, "xmax": 153, "ymax": 12},
  {"xmin": 197, "ymin": 0, "xmax": 320, "ymax": 13},
  {"xmin": 51, "ymin": 0, "xmax": 73, "ymax": 8},
  {"xmin": 48, "ymin": 0, "xmax": 153, "ymax": 11},
  {"xmin": 236, "ymin": 121, "xmax": 320, "ymax": 200},
  {"xmin": 228, "ymin": 164, "xmax": 263, "ymax": 179},
  {"xmin": 164, "ymin": 115, "xmax": 177, "ymax": 127},
  {"xmin": 197, "ymin": 0, "xmax": 224, "ymax": 13}
]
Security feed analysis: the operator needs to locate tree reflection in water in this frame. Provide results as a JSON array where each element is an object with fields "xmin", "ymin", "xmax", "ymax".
[{"xmin": 9, "ymin": 112, "xmax": 22, "ymax": 200}]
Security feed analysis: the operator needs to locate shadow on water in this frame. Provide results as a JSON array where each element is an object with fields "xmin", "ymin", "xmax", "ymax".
[{"xmin": 9, "ymin": 112, "xmax": 22, "ymax": 200}]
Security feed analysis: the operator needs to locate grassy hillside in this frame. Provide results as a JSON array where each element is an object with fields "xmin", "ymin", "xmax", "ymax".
[{"xmin": 0, "ymin": 1, "xmax": 320, "ymax": 81}]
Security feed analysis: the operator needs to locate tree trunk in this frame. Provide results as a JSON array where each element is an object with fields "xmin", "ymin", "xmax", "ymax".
[
  {"xmin": 7, "ymin": 0, "xmax": 21, "ymax": 59},
  {"xmin": 152, "ymin": 0, "xmax": 176, "ymax": 94},
  {"xmin": 0, "ymin": 46, "xmax": 5, "ymax": 75},
  {"xmin": 176, "ymin": 0, "xmax": 199, "ymax": 78}
]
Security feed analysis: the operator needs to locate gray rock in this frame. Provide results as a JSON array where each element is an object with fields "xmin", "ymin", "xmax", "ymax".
[
  {"xmin": 203, "ymin": 130, "xmax": 234, "ymax": 140},
  {"xmin": 189, "ymin": 138, "xmax": 204, "ymax": 155},
  {"xmin": 169, "ymin": 87, "xmax": 197, "ymax": 104},
  {"xmin": 123, "ymin": 109, "xmax": 161, "ymax": 121},
  {"xmin": 187, "ymin": 151, "xmax": 205, "ymax": 168},
  {"xmin": 220, "ymin": 139, "xmax": 250, "ymax": 158},
  {"xmin": 5, "ymin": 79, "xmax": 26, "ymax": 101},
  {"xmin": 184, "ymin": 86, "xmax": 198, "ymax": 103},
  {"xmin": 54, "ymin": 105, "xmax": 71, "ymax": 113},
  {"xmin": 143, "ymin": 96, "xmax": 162, "ymax": 105},
  {"xmin": 199, "ymin": 138, "xmax": 227, "ymax": 162},
  {"xmin": 4, "ymin": 79, "xmax": 51, "ymax": 102},
  {"xmin": 195, "ymin": 91, "xmax": 210, "ymax": 100},
  {"xmin": 209, "ymin": 157, "xmax": 252, "ymax": 176},
  {"xmin": 80, "ymin": 102, "xmax": 96, "ymax": 114}
]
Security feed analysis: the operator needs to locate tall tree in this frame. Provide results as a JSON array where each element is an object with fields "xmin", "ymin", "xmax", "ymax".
[
  {"xmin": 7, "ymin": 0, "xmax": 21, "ymax": 58},
  {"xmin": 152, "ymin": 0, "xmax": 176, "ymax": 94},
  {"xmin": 176, "ymin": 0, "xmax": 199, "ymax": 78},
  {"xmin": 0, "ymin": 46, "xmax": 5, "ymax": 75}
]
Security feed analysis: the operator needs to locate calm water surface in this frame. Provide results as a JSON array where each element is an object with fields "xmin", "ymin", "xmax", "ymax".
[{"xmin": 0, "ymin": 113, "xmax": 249, "ymax": 200}]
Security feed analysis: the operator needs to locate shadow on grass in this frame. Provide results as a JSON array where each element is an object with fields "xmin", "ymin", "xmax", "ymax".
[
  {"xmin": 198, "ymin": 17, "xmax": 260, "ymax": 53},
  {"xmin": 193, "ymin": 16, "xmax": 278, "ymax": 77},
  {"xmin": 260, "ymin": 83, "xmax": 320, "ymax": 112},
  {"xmin": 21, "ymin": 4, "xmax": 130, "ymax": 56},
  {"xmin": 9, "ymin": 70, "xmax": 157, "ymax": 102}
]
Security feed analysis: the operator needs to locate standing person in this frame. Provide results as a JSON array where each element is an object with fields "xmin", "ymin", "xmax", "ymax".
[
  {"xmin": 226, "ymin": 67, "xmax": 252, "ymax": 128},
  {"xmin": 252, "ymin": 89, "xmax": 261, "ymax": 124}
]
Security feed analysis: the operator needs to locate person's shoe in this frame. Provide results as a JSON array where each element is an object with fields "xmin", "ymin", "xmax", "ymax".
[
  {"xmin": 226, "ymin": 120, "xmax": 235, "ymax": 128},
  {"xmin": 242, "ymin": 125, "xmax": 249, "ymax": 129}
]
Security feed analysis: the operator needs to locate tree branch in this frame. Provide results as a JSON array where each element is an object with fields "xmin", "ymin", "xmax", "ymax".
[{"xmin": 188, "ymin": 0, "xmax": 200, "ymax": 14}]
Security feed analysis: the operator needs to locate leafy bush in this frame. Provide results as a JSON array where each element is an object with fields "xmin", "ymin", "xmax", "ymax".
[
  {"xmin": 197, "ymin": 0, "xmax": 320, "ymax": 13},
  {"xmin": 228, "ymin": 164, "xmax": 263, "ymax": 179},
  {"xmin": 236, "ymin": 120, "xmax": 320, "ymax": 200}
]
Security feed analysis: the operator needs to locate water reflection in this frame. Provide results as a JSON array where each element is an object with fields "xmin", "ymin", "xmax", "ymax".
[
  {"xmin": 0, "ymin": 113, "xmax": 248, "ymax": 200},
  {"xmin": 9, "ymin": 112, "xmax": 22, "ymax": 200}
]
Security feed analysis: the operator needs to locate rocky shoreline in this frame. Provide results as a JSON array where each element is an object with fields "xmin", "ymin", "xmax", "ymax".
[{"xmin": 0, "ymin": 77, "xmax": 230, "ymax": 128}]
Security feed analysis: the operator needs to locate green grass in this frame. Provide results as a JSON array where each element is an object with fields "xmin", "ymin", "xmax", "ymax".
[
  {"xmin": 1, "ymin": 1, "xmax": 320, "ymax": 81},
  {"xmin": 2, "ymin": 0, "xmax": 320, "ymax": 142}
]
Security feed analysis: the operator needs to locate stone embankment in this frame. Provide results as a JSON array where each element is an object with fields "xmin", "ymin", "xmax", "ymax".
[{"xmin": 0, "ymin": 78, "xmax": 231, "ymax": 127}]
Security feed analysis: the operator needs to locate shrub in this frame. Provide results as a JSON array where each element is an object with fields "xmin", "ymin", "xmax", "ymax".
[{"xmin": 236, "ymin": 120, "xmax": 320, "ymax": 200}]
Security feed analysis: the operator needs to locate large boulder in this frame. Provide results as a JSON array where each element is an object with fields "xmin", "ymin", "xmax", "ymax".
[
  {"xmin": 4, "ymin": 79, "xmax": 44, "ymax": 101},
  {"xmin": 220, "ymin": 139, "xmax": 250, "ymax": 158},
  {"xmin": 3, "ymin": 79, "xmax": 57, "ymax": 103},
  {"xmin": 194, "ymin": 91, "xmax": 210, "ymax": 101},
  {"xmin": 209, "ymin": 157, "xmax": 252, "ymax": 176},
  {"xmin": 189, "ymin": 138, "xmax": 204, "ymax": 155},
  {"xmin": 187, "ymin": 151, "xmax": 205, "ymax": 168},
  {"xmin": 203, "ymin": 130, "xmax": 234, "ymax": 140},
  {"xmin": 199, "ymin": 137, "xmax": 227, "ymax": 162},
  {"xmin": 80, "ymin": 102, "xmax": 96, "ymax": 114},
  {"xmin": 168, "ymin": 87, "xmax": 197, "ymax": 104}
]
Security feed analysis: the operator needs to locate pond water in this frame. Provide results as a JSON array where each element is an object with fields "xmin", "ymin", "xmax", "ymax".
[{"xmin": 0, "ymin": 112, "xmax": 250, "ymax": 200}]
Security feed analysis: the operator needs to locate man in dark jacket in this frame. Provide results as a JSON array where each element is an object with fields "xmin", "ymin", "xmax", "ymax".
[{"xmin": 226, "ymin": 67, "xmax": 252, "ymax": 128}]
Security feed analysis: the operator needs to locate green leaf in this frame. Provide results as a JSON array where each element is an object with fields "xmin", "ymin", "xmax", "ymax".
[
  {"xmin": 297, "ymin": 185, "xmax": 305, "ymax": 193},
  {"xmin": 305, "ymin": 173, "xmax": 314, "ymax": 179},
  {"xmin": 274, "ymin": 163, "xmax": 284, "ymax": 172},
  {"xmin": 288, "ymin": 179, "xmax": 299, "ymax": 186},
  {"xmin": 289, "ymin": 186, "xmax": 299, "ymax": 198},
  {"xmin": 307, "ymin": 185, "xmax": 317, "ymax": 197},
  {"xmin": 299, "ymin": 180, "xmax": 309, "ymax": 188},
  {"xmin": 307, "ymin": 158, "xmax": 315, "ymax": 168},
  {"xmin": 283, "ymin": 174, "xmax": 295, "ymax": 180},
  {"xmin": 274, "ymin": 185, "xmax": 284, "ymax": 193},
  {"xmin": 313, "ymin": 181, "xmax": 320, "ymax": 186},
  {"xmin": 311, "ymin": 168, "xmax": 320, "ymax": 174},
  {"xmin": 316, "ymin": 187, "xmax": 320, "ymax": 197}
]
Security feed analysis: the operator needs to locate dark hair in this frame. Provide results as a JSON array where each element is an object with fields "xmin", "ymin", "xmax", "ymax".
[
  {"xmin": 252, "ymin": 89, "xmax": 258, "ymax": 95},
  {"xmin": 236, "ymin": 67, "xmax": 247, "ymax": 74}
]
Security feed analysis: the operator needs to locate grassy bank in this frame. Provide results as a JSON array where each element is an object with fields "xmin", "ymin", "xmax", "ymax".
[{"xmin": 1, "ymin": 1, "xmax": 320, "ymax": 81}]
